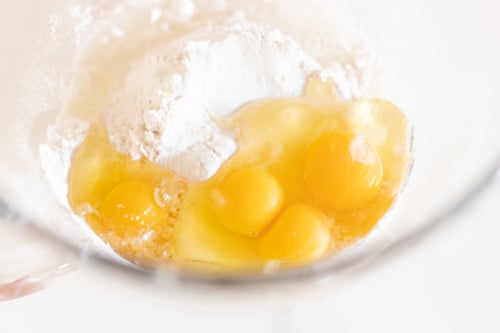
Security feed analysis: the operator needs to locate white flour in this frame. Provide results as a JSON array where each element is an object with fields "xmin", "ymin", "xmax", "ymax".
[
  {"xmin": 38, "ymin": 0, "xmax": 374, "ymax": 256},
  {"xmin": 40, "ymin": 116, "xmax": 89, "ymax": 207},
  {"xmin": 41, "ymin": 3, "xmax": 373, "ymax": 184},
  {"xmin": 104, "ymin": 22, "xmax": 321, "ymax": 181}
]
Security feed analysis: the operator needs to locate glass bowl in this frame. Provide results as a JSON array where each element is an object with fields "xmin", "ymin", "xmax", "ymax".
[{"xmin": 1, "ymin": 0, "xmax": 500, "ymax": 301}]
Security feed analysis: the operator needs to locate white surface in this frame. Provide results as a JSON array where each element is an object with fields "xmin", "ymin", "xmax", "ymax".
[
  {"xmin": 1, "ymin": 0, "xmax": 499, "ymax": 331},
  {"xmin": 1, "ymin": 172, "xmax": 499, "ymax": 333}
]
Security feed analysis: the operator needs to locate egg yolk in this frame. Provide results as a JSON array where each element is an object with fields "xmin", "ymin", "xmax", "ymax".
[
  {"xmin": 101, "ymin": 181, "xmax": 164, "ymax": 239},
  {"xmin": 211, "ymin": 166, "xmax": 283, "ymax": 237},
  {"xmin": 68, "ymin": 77, "xmax": 411, "ymax": 273},
  {"xmin": 259, "ymin": 204, "xmax": 330, "ymax": 263},
  {"xmin": 304, "ymin": 132, "xmax": 383, "ymax": 211},
  {"xmin": 68, "ymin": 127, "xmax": 186, "ymax": 266}
]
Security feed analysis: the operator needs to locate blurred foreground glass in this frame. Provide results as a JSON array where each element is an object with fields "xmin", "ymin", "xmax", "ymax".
[{"xmin": 1, "ymin": 0, "xmax": 500, "ymax": 300}]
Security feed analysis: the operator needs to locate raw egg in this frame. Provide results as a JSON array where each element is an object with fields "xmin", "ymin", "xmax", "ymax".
[{"xmin": 68, "ymin": 77, "xmax": 412, "ymax": 272}]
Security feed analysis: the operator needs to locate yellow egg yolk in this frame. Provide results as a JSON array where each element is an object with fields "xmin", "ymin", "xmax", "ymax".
[
  {"xmin": 68, "ymin": 127, "xmax": 187, "ymax": 266},
  {"xmin": 304, "ymin": 132, "xmax": 383, "ymax": 211},
  {"xmin": 211, "ymin": 166, "xmax": 284, "ymax": 237},
  {"xmin": 259, "ymin": 204, "xmax": 331, "ymax": 263},
  {"xmin": 101, "ymin": 180, "xmax": 163, "ymax": 239},
  {"xmin": 68, "ymin": 77, "xmax": 411, "ymax": 272}
]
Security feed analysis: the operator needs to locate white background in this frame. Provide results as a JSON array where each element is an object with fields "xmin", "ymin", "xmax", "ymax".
[{"xmin": 1, "ymin": 1, "xmax": 499, "ymax": 332}]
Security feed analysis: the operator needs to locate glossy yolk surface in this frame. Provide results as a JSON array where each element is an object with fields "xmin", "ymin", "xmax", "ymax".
[
  {"xmin": 259, "ymin": 204, "xmax": 331, "ymax": 263},
  {"xmin": 304, "ymin": 132, "xmax": 383, "ymax": 211},
  {"xmin": 68, "ymin": 77, "xmax": 411, "ymax": 272},
  {"xmin": 211, "ymin": 166, "xmax": 284, "ymax": 237},
  {"xmin": 101, "ymin": 180, "xmax": 164, "ymax": 239}
]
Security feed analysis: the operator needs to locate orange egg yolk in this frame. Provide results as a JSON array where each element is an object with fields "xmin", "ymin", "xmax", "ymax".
[{"xmin": 68, "ymin": 77, "xmax": 411, "ymax": 272}]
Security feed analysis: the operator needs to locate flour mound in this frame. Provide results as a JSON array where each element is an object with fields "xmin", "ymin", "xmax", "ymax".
[{"xmin": 104, "ymin": 23, "xmax": 321, "ymax": 181}]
